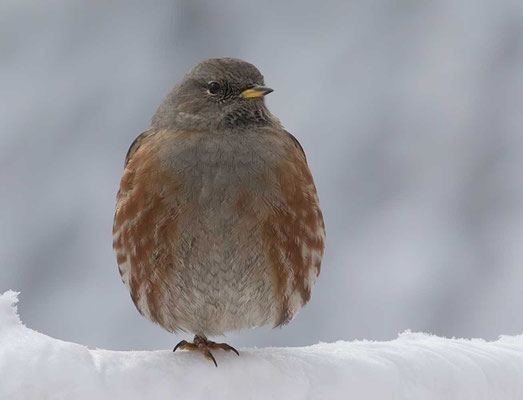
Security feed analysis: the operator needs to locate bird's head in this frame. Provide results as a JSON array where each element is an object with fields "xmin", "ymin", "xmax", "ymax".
[{"xmin": 152, "ymin": 58, "xmax": 277, "ymax": 131}]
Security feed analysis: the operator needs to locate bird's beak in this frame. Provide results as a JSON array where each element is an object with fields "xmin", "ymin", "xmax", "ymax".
[{"xmin": 241, "ymin": 85, "xmax": 274, "ymax": 99}]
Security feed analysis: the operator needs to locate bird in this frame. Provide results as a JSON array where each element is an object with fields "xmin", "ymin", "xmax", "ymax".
[{"xmin": 112, "ymin": 58, "xmax": 325, "ymax": 366}]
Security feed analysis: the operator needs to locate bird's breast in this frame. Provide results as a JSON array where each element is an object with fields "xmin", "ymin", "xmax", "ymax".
[{"xmin": 160, "ymin": 130, "xmax": 284, "ymax": 209}]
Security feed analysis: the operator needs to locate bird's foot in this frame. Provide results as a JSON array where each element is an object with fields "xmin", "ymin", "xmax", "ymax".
[{"xmin": 173, "ymin": 335, "xmax": 239, "ymax": 367}]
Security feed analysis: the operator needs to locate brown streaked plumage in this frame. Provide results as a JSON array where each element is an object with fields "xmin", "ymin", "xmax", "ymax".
[{"xmin": 113, "ymin": 58, "xmax": 325, "ymax": 365}]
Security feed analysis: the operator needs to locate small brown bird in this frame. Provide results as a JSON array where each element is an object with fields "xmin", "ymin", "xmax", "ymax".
[{"xmin": 113, "ymin": 58, "xmax": 325, "ymax": 366}]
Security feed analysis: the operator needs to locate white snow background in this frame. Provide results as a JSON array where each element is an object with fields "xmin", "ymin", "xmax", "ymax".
[{"xmin": 2, "ymin": 291, "xmax": 523, "ymax": 399}]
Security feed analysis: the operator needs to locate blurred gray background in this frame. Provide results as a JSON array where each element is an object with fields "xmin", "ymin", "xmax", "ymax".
[{"xmin": 1, "ymin": 0, "xmax": 522, "ymax": 350}]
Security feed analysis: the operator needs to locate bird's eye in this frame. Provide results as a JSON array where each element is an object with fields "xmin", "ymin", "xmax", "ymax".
[{"xmin": 207, "ymin": 81, "xmax": 221, "ymax": 95}]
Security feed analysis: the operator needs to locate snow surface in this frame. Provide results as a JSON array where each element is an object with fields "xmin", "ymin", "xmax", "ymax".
[{"xmin": 2, "ymin": 291, "xmax": 523, "ymax": 400}]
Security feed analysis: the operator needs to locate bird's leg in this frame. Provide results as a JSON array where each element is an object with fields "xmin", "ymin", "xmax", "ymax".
[{"xmin": 173, "ymin": 335, "xmax": 239, "ymax": 367}]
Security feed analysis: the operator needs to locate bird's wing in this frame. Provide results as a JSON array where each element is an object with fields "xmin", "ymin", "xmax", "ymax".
[
  {"xmin": 113, "ymin": 130, "xmax": 184, "ymax": 329},
  {"xmin": 284, "ymin": 130, "xmax": 307, "ymax": 161},
  {"xmin": 124, "ymin": 129, "xmax": 158, "ymax": 166},
  {"xmin": 261, "ymin": 130, "xmax": 325, "ymax": 327}
]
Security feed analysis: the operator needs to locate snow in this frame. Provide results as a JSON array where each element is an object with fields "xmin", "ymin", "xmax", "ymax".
[{"xmin": 2, "ymin": 291, "xmax": 523, "ymax": 400}]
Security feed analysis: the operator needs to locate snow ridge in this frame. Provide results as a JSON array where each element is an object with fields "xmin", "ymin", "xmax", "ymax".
[{"xmin": 1, "ymin": 291, "xmax": 523, "ymax": 400}]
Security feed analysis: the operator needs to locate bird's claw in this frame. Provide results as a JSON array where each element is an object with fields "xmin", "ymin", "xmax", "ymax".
[
  {"xmin": 172, "ymin": 335, "xmax": 239, "ymax": 366},
  {"xmin": 217, "ymin": 343, "xmax": 240, "ymax": 356},
  {"xmin": 203, "ymin": 349, "xmax": 218, "ymax": 367},
  {"xmin": 173, "ymin": 340, "xmax": 191, "ymax": 352}
]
